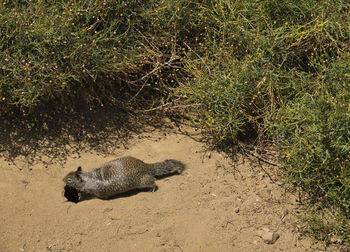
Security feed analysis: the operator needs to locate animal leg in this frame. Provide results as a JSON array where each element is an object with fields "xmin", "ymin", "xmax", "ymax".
[{"xmin": 138, "ymin": 174, "xmax": 157, "ymax": 192}]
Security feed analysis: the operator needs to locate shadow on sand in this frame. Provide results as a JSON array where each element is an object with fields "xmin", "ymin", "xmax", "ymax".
[{"xmin": 0, "ymin": 103, "xmax": 174, "ymax": 169}]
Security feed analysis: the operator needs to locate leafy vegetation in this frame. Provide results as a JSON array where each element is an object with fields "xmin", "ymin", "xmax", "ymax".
[
  {"xmin": 0, "ymin": 0, "xmax": 349, "ymax": 245},
  {"xmin": 0, "ymin": 0, "xmax": 193, "ymax": 112},
  {"xmin": 176, "ymin": 0, "xmax": 349, "ymax": 244}
]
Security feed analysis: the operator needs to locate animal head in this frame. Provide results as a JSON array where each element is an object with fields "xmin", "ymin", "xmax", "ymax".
[{"xmin": 63, "ymin": 166, "xmax": 84, "ymax": 189}]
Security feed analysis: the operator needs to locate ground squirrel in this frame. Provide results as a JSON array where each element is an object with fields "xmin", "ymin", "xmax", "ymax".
[{"xmin": 63, "ymin": 156, "xmax": 185, "ymax": 200}]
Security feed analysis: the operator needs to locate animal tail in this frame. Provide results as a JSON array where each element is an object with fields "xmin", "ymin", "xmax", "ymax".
[{"xmin": 151, "ymin": 159, "xmax": 185, "ymax": 176}]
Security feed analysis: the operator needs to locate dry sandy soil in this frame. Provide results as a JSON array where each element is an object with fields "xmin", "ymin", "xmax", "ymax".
[{"xmin": 0, "ymin": 115, "xmax": 339, "ymax": 252}]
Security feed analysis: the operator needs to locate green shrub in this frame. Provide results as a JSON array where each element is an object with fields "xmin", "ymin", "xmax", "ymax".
[
  {"xmin": 176, "ymin": 57, "xmax": 267, "ymax": 143},
  {"xmin": 174, "ymin": 0, "xmax": 350, "ymax": 245},
  {"xmin": 0, "ymin": 0, "xmax": 201, "ymax": 113},
  {"xmin": 1, "ymin": 0, "xmax": 129, "ymax": 110},
  {"xmin": 269, "ymin": 55, "xmax": 350, "ymax": 243}
]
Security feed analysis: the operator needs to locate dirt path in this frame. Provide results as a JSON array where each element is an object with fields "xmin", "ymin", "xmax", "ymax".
[{"xmin": 0, "ymin": 123, "xmax": 332, "ymax": 251}]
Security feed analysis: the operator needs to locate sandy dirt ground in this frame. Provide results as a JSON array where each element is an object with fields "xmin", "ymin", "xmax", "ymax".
[{"xmin": 0, "ymin": 117, "xmax": 339, "ymax": 252}]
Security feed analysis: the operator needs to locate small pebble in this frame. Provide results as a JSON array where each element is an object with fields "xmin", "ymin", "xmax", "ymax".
[{"xmin": 257, "ymin": 228, "xmax": 280, "ymax": 244}]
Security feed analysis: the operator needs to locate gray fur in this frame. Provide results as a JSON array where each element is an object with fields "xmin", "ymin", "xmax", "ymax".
[
  {"xmin": 151, "ymin": 159, "xmax": 185, "ymax": 176},
  {"xmin": 63, "ymin": 156, "xmax": 185, "ymax": 199}
]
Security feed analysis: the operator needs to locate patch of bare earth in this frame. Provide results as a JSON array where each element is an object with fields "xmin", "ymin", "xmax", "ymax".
[{"xmin": 0, "ymin": 122, "xmax": 338, "ymax": 251}]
